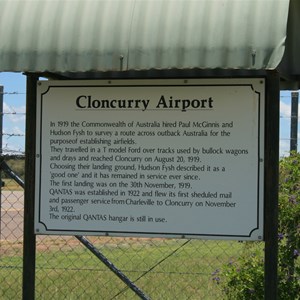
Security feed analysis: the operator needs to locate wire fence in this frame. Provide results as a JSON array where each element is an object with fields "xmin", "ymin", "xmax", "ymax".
[
  {"xmin": 0, "ymin": 156, "xmax": 24, "ymax": 299},
  {"xmin": 1, "ymin": 89, "xmax": 299, "ymax": 156},
  {"xmin": 0, "ymin": 88, "xmax": 298, "ymax": 299},
  {"xmin": 1, "ymin": 154, "xmax": 246, "ymax": 299}
]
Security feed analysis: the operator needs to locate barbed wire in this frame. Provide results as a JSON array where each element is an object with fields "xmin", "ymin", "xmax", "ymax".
[
  {"xmin": 0, "ymin": 91, "xmax": 298, "ymax": 156},
  {"xmin": 280, "ymin": 116, "xmax": 300, "ymax": 119},
  {"xmin": 0, "ymin": 92, "xmax": 26, "ymax": 95},
  {"xmin": 2, "ymin": 112, "xmax": 26, "ymax": 115},
  {"xmin": 280, "ymin": 138, "xmax": 299, "ymax": 141},
  {"xmin": 2, "ymin": 133, "xmax": 25, "ymax": 137},
  {"xmin": 280, "ymin": 95, "xmax": 300, "ymax": 98},
  {"xmin": 0, "ymin": 91, "xmax": 288, "ymax": 97}
]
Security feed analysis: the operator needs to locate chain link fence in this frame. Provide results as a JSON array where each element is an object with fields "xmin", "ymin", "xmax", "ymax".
[
  {"xmin": 1, "ymin": 155, "xmax": 25, "ymax": 299},
  {"xmin": 0, "ymin": 154, "xmax": 249, "ymax": 299}
]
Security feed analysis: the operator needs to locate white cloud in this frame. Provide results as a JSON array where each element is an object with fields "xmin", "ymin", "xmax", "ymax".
[
  {"xmin": 1, "ymin": 142, "xmax": 25, "ymax": 155},
  {"xmin": 2, "ymin": 134, "xmax": 25, "ymax": 154},
  {"xmin": 280, "ymin": 100, "xmax": 291, "ymax": 117},
  {"xmin": 3, "ymin": 102, "xmax": 26, "ymax": 123},
  {"xmin": 280, "ymin": 139, "xmax": 290, "ymax": 157},
  {"xmin": 8, "ymin": 126, "xmax": 24, "ymax": 135},
  {"xmin": 3, "ymin": 124, "xmax": 24, "ymax": 134}
]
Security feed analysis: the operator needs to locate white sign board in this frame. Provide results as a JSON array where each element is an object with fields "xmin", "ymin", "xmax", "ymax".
[{"xmin": 35, "ymin": 79, "xmax": 265, "ymax": 240}]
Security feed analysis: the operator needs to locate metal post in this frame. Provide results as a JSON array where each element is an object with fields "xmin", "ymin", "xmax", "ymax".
[
  {"xmin": 0, "ymin": 85, "xmax": 3, "ymax": 240},
  {"xmin": 0, "ymin": 86, "xmax": 3, "ymax": 153},
  {"xmin": 23, "ymin": 74, "xmax": 39, "ymax": 300},
  {"xmin": 290, "ymin": 92, "xmax": 299, "ymax": 152},
  {"xmin": 75, "ymin": 235, "xmax": 151, "ymax": 300},
  {"xmin": 264, "ymin": 71, "xmax": 279, "ymax": 300}
]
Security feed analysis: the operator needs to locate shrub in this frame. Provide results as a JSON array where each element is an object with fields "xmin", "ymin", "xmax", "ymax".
[{"xmin": 213, "ymin": 152, "xmax": 300, "ymax": 299}]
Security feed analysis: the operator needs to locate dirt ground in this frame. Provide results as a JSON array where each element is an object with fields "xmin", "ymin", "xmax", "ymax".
[{"xmin": 1, "ymin": 191, "xmax": 24, "ymax": 241}]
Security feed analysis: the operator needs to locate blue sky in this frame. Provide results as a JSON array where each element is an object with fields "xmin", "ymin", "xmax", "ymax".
[
  {"xmin": 0, "ymin": 72, "xmax": 26, "ymax": 154},
  {"xmin": 0, "ymin": 72, "xmax": 299, "ymax": 157},
  {"xmin": 280, "ymin": 90, "xmax": 300, "ymax": 156}
]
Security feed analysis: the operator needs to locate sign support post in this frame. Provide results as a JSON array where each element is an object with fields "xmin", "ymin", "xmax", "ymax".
[
  {"xmin": 264, "ymin": 71, "xmax": 279, "ymax": 300},
  {"xmin": 23, "ymin": 74, "xmax": 39, "ymax": 300}
]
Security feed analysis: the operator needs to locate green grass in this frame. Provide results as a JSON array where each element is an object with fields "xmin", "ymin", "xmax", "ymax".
[{"xmin": 0, "ymin": 239, "xmax": 244, "ymax": 299}]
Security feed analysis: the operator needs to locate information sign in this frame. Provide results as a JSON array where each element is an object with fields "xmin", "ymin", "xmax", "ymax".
[{"xmin": 35, "ymin": 79, "xmax": 265, "ymax": 240}]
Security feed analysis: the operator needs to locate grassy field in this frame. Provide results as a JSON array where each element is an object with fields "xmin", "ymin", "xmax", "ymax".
[{"xmin": 0, "ymin": 238, "xmax": 244, "ymax": 299}]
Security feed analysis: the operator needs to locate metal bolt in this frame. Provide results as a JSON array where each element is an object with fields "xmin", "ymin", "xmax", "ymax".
[
  {"xmin": 251, "ymin": 50, "xmax": 256, "ymax": 66},
  {"xmin": 120, "ymin": 55, "xmax": 124, "ymax": 71}
]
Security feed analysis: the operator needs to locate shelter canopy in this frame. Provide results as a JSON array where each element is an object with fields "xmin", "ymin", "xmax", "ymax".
[{"xmin": 0, "ymin": 0, "xmax": 299, "ymax": 87}]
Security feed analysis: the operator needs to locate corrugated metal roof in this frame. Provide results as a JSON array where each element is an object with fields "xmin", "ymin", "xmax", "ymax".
[{"xmin": 0, "ymin": 0, "xmax": 290, "ymax": 73}]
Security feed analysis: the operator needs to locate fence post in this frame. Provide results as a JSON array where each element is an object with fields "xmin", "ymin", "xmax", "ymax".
[
  {"xmin": 264, "ymin": 71, "xmax": 279, "ymax": 299},
  {"xmin": 0, "ymin": 85, "xmax": 3, "ymax": 154},
  {"xmin": 0, "ymin": 85, "xmax": 3, "ymax": 240},
  {"xmin": 290, "ymin": 91, "xmax": 299, "ymax": 152},
  {"xmin": 23, "ymin": 74, "xmax": 39, "ymax": 300}
]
